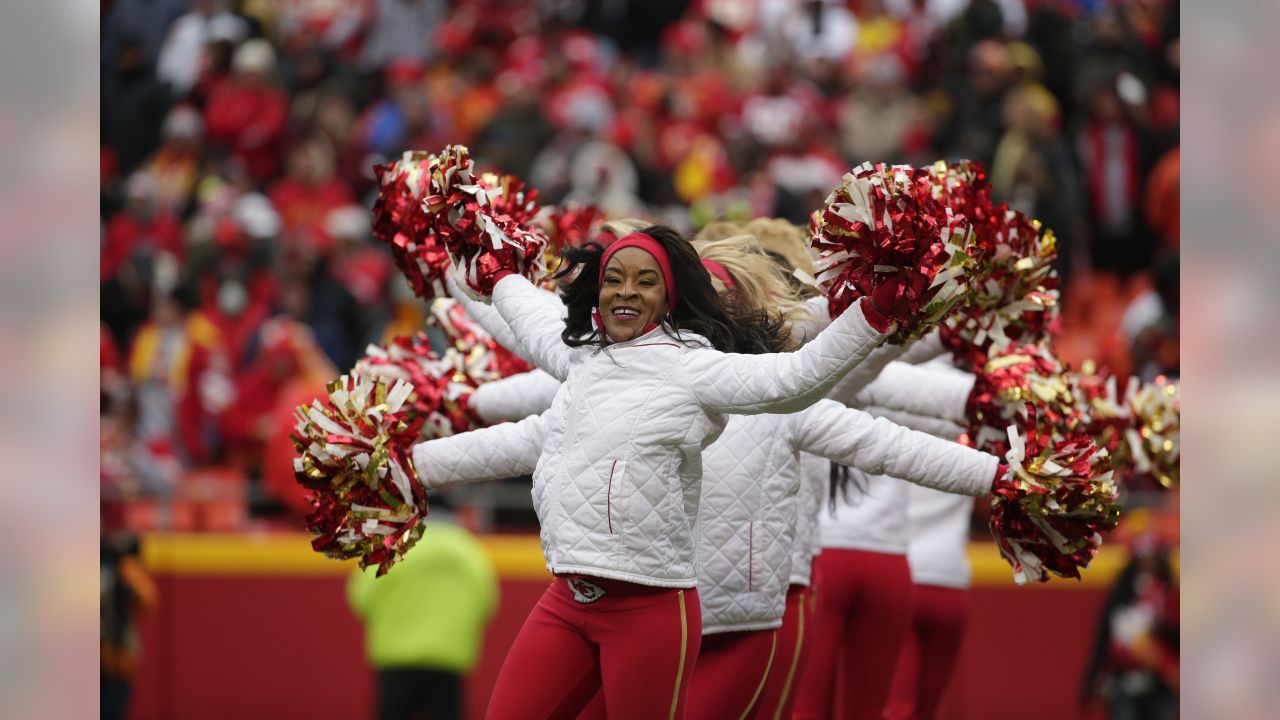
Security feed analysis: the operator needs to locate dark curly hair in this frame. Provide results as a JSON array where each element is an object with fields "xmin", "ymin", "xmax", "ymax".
[{"xmin": 555, "ymin": 225, "xmax": 790, "ymax": 354}]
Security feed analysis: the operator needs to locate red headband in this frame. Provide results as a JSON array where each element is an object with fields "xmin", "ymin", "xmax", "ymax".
[
  {"xmin": 700, "ymin": 259, "xmax": 736, "ymax": 290},
  {"xmin": 599, "ymin": 232, "xmax": 678, "ymax": 310}
]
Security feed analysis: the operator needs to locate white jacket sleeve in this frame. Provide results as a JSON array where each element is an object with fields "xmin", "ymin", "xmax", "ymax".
[
  {"xmin": 791, "ymin": 399, "xmax": 996, "ymax": 497},
  {"xmin": 851, "ymin": 363, "xmax": 975, "ymax": 422},
  {"xmin": 861, "ymin": 406, "xmax": 964, "ymax": 441},
  {"xmin": 897, "ymin": 329, "xmax": 947, "ymax": 365},
  {"xmin": 446, "ymin": 273, "xmax": 531, "ymax": 363},
  {"xmin": 412, "ymin": 414, "xmax": 547, "ymax": 489},
  {"xmin": 683, "ymin": 297, "xmax": 888, "ymax": 414},
  {"xmin": 491, "ymin": 275, "xmax": 575, "ymax": 381},
  {"xmin": 468, "ymin": 369, "xmax": 561, "ymax": 423},
  {"xmin": 787, "ymin": 295, "xmax": 832, "ymax": 346},
  {"xmin": 447, "ymin": 273, "xmax": 565, "ymax": 368},
  {"xmin": 824, "ymin": 344, "xmax": 908, "ymax": 406}
]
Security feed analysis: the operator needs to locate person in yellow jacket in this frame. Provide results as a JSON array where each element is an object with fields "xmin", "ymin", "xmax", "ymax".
[{"xmin": 347, "ymin": 506, "xmax": 499, "ymax": 720}]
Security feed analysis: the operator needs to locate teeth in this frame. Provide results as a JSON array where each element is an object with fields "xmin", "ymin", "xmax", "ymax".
[{"xmin": 613, "ymin": 308, "xmax": 639, "ymax": 317}]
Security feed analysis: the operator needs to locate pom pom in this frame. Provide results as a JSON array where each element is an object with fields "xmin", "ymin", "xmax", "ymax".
[
  {"xmin": 989, "ymin": 408, "xmax": 1122, "ymax": 584},
  {"xmin": 292, "ymin": 375, "xmax": 427, "ymax": 576},
  {"xmin": 1126, "ymin": 376, "xmax": 1180, "ymax": 488},
  {"xmin": 964, "ymin": 344, "xmax": 1074, "ymax": 457},
  {"xmin": 429, "ymin": 298, "xmax": 533, "ymax": 383},
  {"xmin": 353, "ymin": 333, "xmax": 479, "ymax": 437},
  {"xmin": 372, "ymin": 151, "xmax": 451, "ymax": 300},
  {"xmin": 423, "ymin": 145, "xmax": 550, "ymax": 295},
  {"xmin": 926, "ymin": 162, "xmax": 1061, "ymax": 368},
  {"xmin": 809, "ymin": 162, "xmax": 976, "ymax": 343}
]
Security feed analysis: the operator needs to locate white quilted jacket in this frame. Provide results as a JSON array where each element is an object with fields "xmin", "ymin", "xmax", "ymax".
[
  {"xmin": 698, "ymin": 398, "xmax": 996, "ymax": 633},
  {"xmin": 819, "ymin": 363, "xmax": 979, "ymax": 555},
  {"xmin": 864, "ymin": 406, "xmax": 975, "ymax": 589},
  {"xmin": 789, "ymin": 452, "xmax": 829, "ymax": 586},
  {"xmin": 415, "ymin": 274, "xmax": 889, "ymax": 587}
]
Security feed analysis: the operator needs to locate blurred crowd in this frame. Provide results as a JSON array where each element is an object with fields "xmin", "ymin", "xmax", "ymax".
[{"xmin": 100, "ymin": 0, "xmax": 1179, "ymax": 526}]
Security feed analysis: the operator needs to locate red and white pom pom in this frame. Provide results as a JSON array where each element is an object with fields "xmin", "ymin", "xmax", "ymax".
[
  {"xmin": 292, "ymin": 375, "xmax": 427, "ymax": 575},
  {"xmin": 988, "ymin": 408, "xmax": 1122, "ymax": 584},
  {"xmin": 353, "ymin": 333, "xmax": 481, "ymax": 437},
  {"xmin": 925, "ymin": 162, "xmax": 1061, "ymax": 366},
  {"xmin": 422, "ymin": 145, "xmax": 550, "ymax": 296},
  {"xmin": 372, "ymin": 150, "xmax": 453, "ymax": 300},
  {"xmin": 809, "ymin": 162, "xmax": 976, "ymax": 343},
  {"xmin": 430, "ymin": 298, "xmax": 533, "ymax": 383}
]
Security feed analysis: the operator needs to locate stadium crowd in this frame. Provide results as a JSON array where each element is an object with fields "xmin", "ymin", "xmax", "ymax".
[{"xmin": 100, "ymin": 0, "xmax": 1179, "ymax": 525}]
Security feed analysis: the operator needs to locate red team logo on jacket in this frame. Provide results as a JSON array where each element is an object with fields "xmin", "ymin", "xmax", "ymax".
[{"xmin": 567, "ymin": 577, "xmax": 606, "ymax": 604}]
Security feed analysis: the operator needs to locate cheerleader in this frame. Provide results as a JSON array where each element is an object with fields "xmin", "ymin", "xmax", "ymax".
[
  {"xmin": 793, "ymin": 364, "xmax": 979, "ymax": 720},
  {"xmin": 411, "ymin": 225, "xmax": 892, "ymax": 720},
  {"xmin": 436, "ymin": 230, "xmax": 1005, "ymax": 720}
]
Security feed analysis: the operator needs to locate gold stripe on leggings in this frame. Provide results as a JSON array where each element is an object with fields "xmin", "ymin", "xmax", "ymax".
[
  {"xmin": 740, "ymin": 630, "xmax": 779, "ymax": 720},
  {"xmin": 669, "ymin": 590, "xmax": 689, "ymax": 720},
  {"xmin": 772, "ymin": 590, "xmax": 808, "ymax": 720}
]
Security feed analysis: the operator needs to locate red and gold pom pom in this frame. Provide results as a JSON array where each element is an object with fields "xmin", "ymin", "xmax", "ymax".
[
  {"xmin": 372, "ymin": 151, "xmax": 452, "ymax": 300},
  {"xmin": 422, "ymin": 145, "xmax": 550, "ymax": 296},
  {"xmin": 988, "ymin": 407, "xmax": 1122, "ymax": 584},
  {"xmin": 353, "ymin": 333, "xmax": 481, "ymax": 437},
  {"xmin": 809, "ymin": 162, "xmax": 976, "ymax": 343},
  {"xmin": 964, "ymin": 343, "xmax": 1074, "ymax": 456},
  {"xmin": 429, "ymin": 298, "xmax": 534, "ymax": 383},
  {"xmin": 1125, "ymin": 376, "xmax": 1180, "ymax": 488},
  {"xmin": 292, "ymin": 375, "xmax": 427, "ymax": 575}
]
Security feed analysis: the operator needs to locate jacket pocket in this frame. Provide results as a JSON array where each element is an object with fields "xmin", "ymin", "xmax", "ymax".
[{"xmin": 605, "ymin": 459, "xmax": 627, "ymax": 535}]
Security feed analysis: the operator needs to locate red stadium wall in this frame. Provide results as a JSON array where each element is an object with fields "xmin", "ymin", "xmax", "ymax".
[{"xmin": 127, "ymin": 534, "xmax": 1147, "ymax": 720}]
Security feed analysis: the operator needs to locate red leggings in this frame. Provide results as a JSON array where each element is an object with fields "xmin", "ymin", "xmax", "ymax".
[
  {"xmin": 755, "ymin": 582, "xmax": 818, "ymax": 720},
  {"xmin": 487, "ymin": 576, "xmax": 701, "ymax": 720},
  {"xmin": 687, "ymin": 629, "xmax": 778, "ymax": 720},
  {"xmin": 793, "ymin": 549, "xmax": 914, "ymax": 720},
  {"xmin": 885, "ymin": 585, "xmax": 969, "ymax": 720}
]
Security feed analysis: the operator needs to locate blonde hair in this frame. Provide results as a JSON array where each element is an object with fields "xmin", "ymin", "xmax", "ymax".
[
  {"xmin": 598, "ymin": 217, "xmax": 650, "ymax": 240},
  {"xmin": 741, "ymin": 218, "xmax": 816, "ymax": 282},
  {"xmin": 693, "ymin": 220, "xmax": 747, "ymax": 244},
  {"xmin": 691, "ymin": 233, "xmax": 814, "ymax": 349}
]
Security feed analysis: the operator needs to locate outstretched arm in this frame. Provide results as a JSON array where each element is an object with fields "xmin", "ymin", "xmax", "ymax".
[
  {"xmin": 684, "ymin": 297, "xmax": 888, "ymax": 415},
  {"xmin": 412, "ymin": 413, "xmax": 547, "ymax": 489},
  {"xmin": 792, "ymin": 399, "xmax": 996, "ymax": 497},
  {"xmin": 849, "ymin": 362, "xmax": 975, "ymax": 422},
  {"xmin": 491, "ymin": 274, "xmax": 575, "ymax": 381},
  {"xmin": 468, "ymin": 369, "xmax": 561, "ymax": 423}
]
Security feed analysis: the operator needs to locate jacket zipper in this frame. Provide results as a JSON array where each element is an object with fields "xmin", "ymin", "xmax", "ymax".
[{"xmin": 607, "ymin": 459, "xmax": 619, "ymax": 534}]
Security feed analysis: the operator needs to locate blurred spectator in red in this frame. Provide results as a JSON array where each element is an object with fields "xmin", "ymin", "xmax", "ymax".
[
  {"xmin": 221, "ymin": 316, "xmax": 334, "ymax": 479},
  {"xmin": 327, "ymin": 205, "xmax": 393, "ymax": 311},
  {"xmin": 267, "ymin": 137, "xmax": 355, "ymax": 252},
  {"xmin": 157, "ymin": 0, "xmax": 251, "ymax": 97},
  {"xmin": 126, "ymin": 273, "xmax": 227, "ymax": 471},
  {"xmin": 101, "ymin": 173, "xmax": 185, "ymax": 285},
  {"xmin": 102, "ymin": 37, "xmax": 173, "ymax": 177},
  {"xmin": 143, "ymin": 105, "xmax": 205, "ymax": 215},
  {"xmin": 1076, "ymin": 77, "xmax": 1150, "ymax": 277},
  {"xmin": 205, "ymin": 38, "xmax": 289, "ymax": 186}
]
